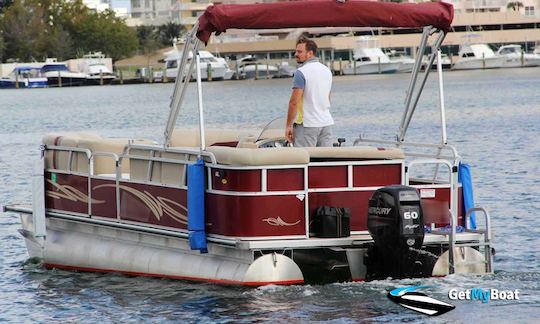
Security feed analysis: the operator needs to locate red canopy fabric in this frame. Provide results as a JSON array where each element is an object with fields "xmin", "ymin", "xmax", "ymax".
[{"xmin": 197, "ymin": 0, "xmax": 454, "ymax": 43}]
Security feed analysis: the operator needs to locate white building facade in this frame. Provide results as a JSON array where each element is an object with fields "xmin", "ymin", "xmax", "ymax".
[{"xmin": 127, "ymin": 0, "xmax": 540, "ymax": 26}]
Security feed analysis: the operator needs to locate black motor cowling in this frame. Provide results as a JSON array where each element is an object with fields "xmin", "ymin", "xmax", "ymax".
[
  {"xmin": 365, "ymin": 185, "xmax": 434, "ymax": 279},
  {"xmin": 367, "ymin": 185, "xmax": 424, "ymax": 250}
]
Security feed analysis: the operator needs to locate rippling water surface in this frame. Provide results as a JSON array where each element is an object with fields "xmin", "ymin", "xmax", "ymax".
[{"xmin": 1, "ymin": 68, "xmax": 539, "ymax": 322}]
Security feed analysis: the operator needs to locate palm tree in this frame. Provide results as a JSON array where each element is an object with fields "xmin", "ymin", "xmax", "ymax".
[{"xmin": 507, "ymin": 1, "xmax": 524, "ymax": 11}]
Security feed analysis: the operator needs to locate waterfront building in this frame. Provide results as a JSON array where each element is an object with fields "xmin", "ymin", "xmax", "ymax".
[{"xmin": 127, "ymin": 0, "xmax": 540, "ymax": 26}]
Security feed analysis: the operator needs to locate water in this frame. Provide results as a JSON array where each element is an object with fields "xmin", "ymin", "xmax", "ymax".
[{"xmin": 1, "ymin": 68, "xmax": 539, "ymax": 322}]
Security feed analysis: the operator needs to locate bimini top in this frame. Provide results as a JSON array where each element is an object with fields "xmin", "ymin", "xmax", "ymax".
[{"xmin": 197, "ymin": 0, "xmax": 454, "ymax": 43}]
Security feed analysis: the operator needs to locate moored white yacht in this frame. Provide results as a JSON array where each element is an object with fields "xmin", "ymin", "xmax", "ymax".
[
  {"xmin": 5, "ymin": 1, "xmax": 493, "ymax": 286},
  {"xmin": 236, "ymin": 55, "xmax": 280, "ymax": 79},
  {"xmin": 41, "ymin": 61, "xmax": 87, "ymax": 87},
  {"xmin": 387, "ymin": 50, "xmax": 415, "ymax": 73},
  {"xmin": 343, "ymin": 47, "xmax": 400, "ymax": 75},
  {"xmin": 85, "ymin": 64, "xmax": 116, "ymax": 85},
  {"xmin": 165, "ymin": 48, "xmax": 233, "ymax": 81},
  {"xmin": 452, "ymin": 44, "xmax": 505, "ymax": 70},
  {"xmin": 496, "ymin": 44, "xmax": 540, "ymax": 68}
]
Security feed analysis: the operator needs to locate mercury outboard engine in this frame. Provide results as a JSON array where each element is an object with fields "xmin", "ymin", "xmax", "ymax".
[{"xmin": 365, "ymin": 185, "xmax": 432, "ymax": 279}]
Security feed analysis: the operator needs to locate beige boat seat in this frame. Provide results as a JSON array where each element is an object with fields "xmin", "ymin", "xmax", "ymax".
[
  {"xmin": 205, "ymin": 146, "xmax": 309, "ymax": 166},
  {"xmin": 43, "ymin": 133, "xmax": 154, "ymax": 174},
  {"xmin": 129, "ymin": 147, "xmax": 201, "ymax": 186},
  {"xmin": 43, "ymin": 132, "xmax": 100, "ymax": 172},
  {"xmin": 170, "ymin": 128, "xmax": 284, "ymax": 148},
  {"xmin": 304, "ymin": 146, "xmax": 405, "ymax": 161},
  {"xmin": 170, "ymin": 128, "xmax": 256, "ymax": 147}
]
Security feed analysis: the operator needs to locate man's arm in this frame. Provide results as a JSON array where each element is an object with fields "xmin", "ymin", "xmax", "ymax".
[{"xmin": 286, "ymin": 88, "xmax": 303, "ymax": 143}]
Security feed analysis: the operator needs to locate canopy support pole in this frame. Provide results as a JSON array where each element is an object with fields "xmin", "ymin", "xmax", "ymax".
[
  {"xmin": 163, "ymin": 22, "xmax": 200, "ymax": 147},
  {"xmin": 195, "ymin": 52, "xmax": 206, "ymax": 153},
  {"xmin": 431, "ymin": 48, "xmax": 449, "ymax": 182},
  {"xmin": 399, "ymin": 26, "xmax": 431, "ymax": 136},
  {"xmin": 399, "ymin": 30, "xmax": 446, "ymax": 142},
  {"xmin": 436, "ymin": 49, "xmax": 447, "ymax": 145}
]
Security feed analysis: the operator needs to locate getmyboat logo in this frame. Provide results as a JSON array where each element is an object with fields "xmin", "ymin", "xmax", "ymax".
[
  {"xmin": 388, "ymin": 286, "xmax": 455, "ymax": 316},
  {"xmin": 448, "ymin": 288, "xmax": 520, "ymax": 303}
]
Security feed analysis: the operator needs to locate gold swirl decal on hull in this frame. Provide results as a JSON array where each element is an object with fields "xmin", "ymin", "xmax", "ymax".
[
  {"xmin": 93, "ymin": 184, "xmax": 188, "ymax": 225},
  {"xmin": 262, "ymin": 217, "xmax": 301, "ymax": 226},
  {"xmin": 46, "ymin": 179, "xmax": 104, "ymax": 204}
]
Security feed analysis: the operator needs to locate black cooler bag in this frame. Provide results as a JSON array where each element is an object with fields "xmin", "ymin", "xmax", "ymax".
[{"xmin": 311, "ymin": 206, "xmax": 351, "ymax": 238}]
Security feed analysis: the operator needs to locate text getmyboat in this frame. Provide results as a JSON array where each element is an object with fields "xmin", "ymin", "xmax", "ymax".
[{"xmin": 448, "ymin": 288, "xmax": 520, "ymax": 303}]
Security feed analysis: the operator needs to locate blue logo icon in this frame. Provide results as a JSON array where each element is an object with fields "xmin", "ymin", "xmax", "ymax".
[{"xmin": 388, "ymin": 285, "xmax": 455, "ymax": 316}]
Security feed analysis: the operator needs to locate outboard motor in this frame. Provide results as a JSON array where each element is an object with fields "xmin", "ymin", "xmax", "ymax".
[{"xmin": 365, "ymin": 185, "xmax": 431, "ymax": 279}]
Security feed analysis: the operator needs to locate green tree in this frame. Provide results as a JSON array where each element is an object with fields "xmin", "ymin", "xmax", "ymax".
[
  {"xmin": 0, "ymin": 32, "xmax": 4, "ymax": 63},
  {"xmin": 1, "ymin": 0, "xmax": 138, "ymax": 62},
  {"xmin": 53, "ymin": 1, "xmax": 138, "ymax": 60},
  {"xmin": 158, "ymin": 22, "xmax": 185, "ymax": 46},
  {"xmin": 136, "ymin": 25, "xmax": 160, "ymax": 66},
  {"xmin": 1, "ymin": 0, "xmax": 51, "ymax": 61},
  {"xmin": 0, "ymin": 0, "xmax": 13, "ymax": 12}
]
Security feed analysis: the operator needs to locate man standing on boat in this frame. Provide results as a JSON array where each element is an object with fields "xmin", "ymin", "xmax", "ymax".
[{"xmin": 286, "ymin": 37, "xmax": 334, "ymax": 147}]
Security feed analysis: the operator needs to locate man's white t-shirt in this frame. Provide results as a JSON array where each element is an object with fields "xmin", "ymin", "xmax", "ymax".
[{"xmin": 292, "ymin": 58, "xmax": 334, "ymax": 127}]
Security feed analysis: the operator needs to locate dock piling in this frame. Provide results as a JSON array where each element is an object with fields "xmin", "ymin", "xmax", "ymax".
[
  {"xmin": 207, "ymin": 63, "xmax": 212, "ymax": 81},
  {"xmin": 100, "ymin": 71, "xmax": 104, "ymax": 85}
]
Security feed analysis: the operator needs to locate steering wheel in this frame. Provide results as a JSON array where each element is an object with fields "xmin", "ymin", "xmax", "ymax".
[{"xmin": 256, "ymin": 137, "xmax": 291, "ymax": 148}]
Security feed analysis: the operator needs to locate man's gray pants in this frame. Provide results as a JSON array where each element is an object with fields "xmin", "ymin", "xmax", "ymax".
[{"xmin": 293, "ymin": 123, "xmax": 334, "ymax": 147}]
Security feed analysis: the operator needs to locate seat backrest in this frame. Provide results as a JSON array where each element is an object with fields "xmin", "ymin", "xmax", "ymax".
[
  {"xmin": 43, "ymin": 133, "xmax": 153, "ymax": 174},
  {"xmin": 304, "ymin": 146, "xmax": 405, "ymax": 160},
  {"xmin": 43, "ymin": 132, "xmax": 101, "ymax": 172},
  {"xmin": 170, "ymin": 128, "xmax": 258, "ymax": 147}
]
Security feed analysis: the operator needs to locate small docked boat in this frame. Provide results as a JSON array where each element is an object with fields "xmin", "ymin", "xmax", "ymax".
[
  {"xmin": 387, "ymin": 50, "xmax": 415, "ymax": 73},
  {"xmin": 422, "ymin": 53, "xmax": 452, "ymax": 70},
  {"xmin": 236, "ymin": 55, "xmax": 280, "ymax": 79},
  {"xmin": 85, "ymin": 64, "xmax": 116, "ymax": 85},
  {"xmin": 452, "ymin": 44, "xmax": 505, "ymax": 70},
  {"xmin": 343, "ymin": 47, "xmax": 400, "ymax": 75},
  {"xmin": 41, "ymin": 62, "xmax": 87, "ymax": 87},
  {"xmin": 6, "ymin": 1, "xmax": 493, "ymax": 286},
  {"xmin": 0, "ymin": 66, "xmax": 48, "ymax": 89},
  {"xmin": 496, "ymin": 44, "xmax": 540, "ymax": 68},
  {"xmin": 165, "ymin": 48, "xmax": 233, "ymax": 81}
]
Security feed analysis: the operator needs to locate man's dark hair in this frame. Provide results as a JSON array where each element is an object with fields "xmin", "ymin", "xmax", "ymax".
[{"xmin": 296, "ymin": 37, "xmax": 318, "ymax": 55}]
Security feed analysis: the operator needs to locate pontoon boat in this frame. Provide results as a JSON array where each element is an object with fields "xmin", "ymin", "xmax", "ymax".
[{"xmin": 5, "ymin": 1, "xmax": 493, "ymax": 285}]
